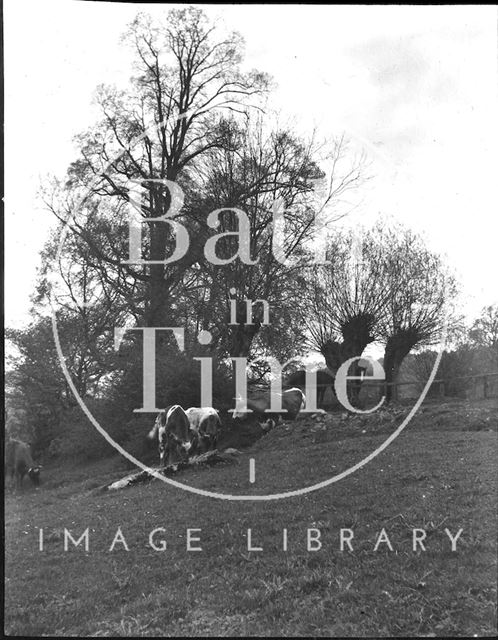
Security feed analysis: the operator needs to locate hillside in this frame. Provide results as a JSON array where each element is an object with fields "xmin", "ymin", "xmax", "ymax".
[{"xmin": 5, "ymin": 399, "xmax": 497, "ymax": 636}]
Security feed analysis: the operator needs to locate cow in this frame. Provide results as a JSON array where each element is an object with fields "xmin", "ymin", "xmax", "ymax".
[
  {"xmin": 5, "ymin": 439, "xmax": 42, "ymax": 490},
  {"xmin": 147, "ymin": 405, "xmax": 192, "ymax": 466},
  {"xmin": 232, "ymin": 387, "xmax": 306, "ymax": 428},
  {"xmin": 285, "ymin": 368, "xmax": 334, "ymax": 407},
  {"xmin": 185, "ymin": 407, "xmax": 222, "ymax": 455}
]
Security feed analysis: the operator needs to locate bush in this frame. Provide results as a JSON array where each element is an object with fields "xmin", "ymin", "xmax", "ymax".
[{"xmin": 45, "ymin": 400, "xmax": 116, "ymax": 461}]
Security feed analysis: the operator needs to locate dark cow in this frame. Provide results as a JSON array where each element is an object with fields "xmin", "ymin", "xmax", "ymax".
[
  {"xmin": 285, "ymin": 368, "xmax": 334, "ymax": 407},
  {"xmin": 185, "ymin": 407, "xmax": 222, "ymax": 455},
  {"xmin": 232, "ymin": 387, "xmax": 305, "ymax": 427},
  {"xmin": 147, "ymin": 405, "xmax": 192, "ymax": 466},
  {"xmin": 5, "ymin": 439, "xmax": 42, "ymax": 490}
]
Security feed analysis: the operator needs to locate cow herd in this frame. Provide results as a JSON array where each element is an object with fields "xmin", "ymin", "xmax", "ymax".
[
  {"xmin": 147, "ymin": 387, "xmax": 306, "ymax": 467},
  {"xmin": 5, "ymin": 385, "xmax": 310, "ymax": 487},
  {"xmin": 146, "ymin": 405, "xmax": 223, "ymax": 466}
]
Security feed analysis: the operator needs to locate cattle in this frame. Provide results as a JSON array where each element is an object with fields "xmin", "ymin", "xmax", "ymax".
[
  {"xmin": 185, "ymin": 407, "xmax": 222, "ymax": 455},
  {"xmin": 147, "ymin": 405, "xmax": 192, "ymax": 466},
  {"xmin": 5, "ymin": 439, "xmax": 42, "ymax": 490},
  {"xmin": 232, "ymin": 387, "xmax": 305, "ymax": 426},
  {"xmin": 285, "ymin": 368, "xmax": 334, "ymax": 407}
]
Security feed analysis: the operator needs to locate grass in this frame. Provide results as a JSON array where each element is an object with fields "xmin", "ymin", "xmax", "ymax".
[{"xmin": 4, "ymin": 398, "xmax": 497, "ymax": 636}]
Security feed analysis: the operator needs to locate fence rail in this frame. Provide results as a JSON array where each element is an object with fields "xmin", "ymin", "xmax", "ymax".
[
  {"xmin": 272, "ymin": 370, "xmax": 498, "ymax": 403},
  {"xmin": 356, "ymin": 371, "xmax": 498, "ymax": 401}
]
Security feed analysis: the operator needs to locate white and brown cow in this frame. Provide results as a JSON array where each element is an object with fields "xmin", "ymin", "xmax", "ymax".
[
  {"xmin": 285, "ymin": 368, "xmax": 334, "ymax": 407},
  {"xmin": 232, "ymin": 387, "xmax": 305, "ymax": 428},
  {"xmin": 185, "ymin": 407, "xmax": 222, "ymax": 455},
  {"xmin": 147, "ymin": 405, "xmax": 192, "ymax": 466},
  {"xmin": 5, "ymin": 438, "xmax": 42, "ymax": 490}
]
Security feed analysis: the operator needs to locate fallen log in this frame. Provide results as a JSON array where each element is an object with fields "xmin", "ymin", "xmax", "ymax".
[{"xmin": 92, "ymin": 449, "xmax": 240, "ymax": 494}]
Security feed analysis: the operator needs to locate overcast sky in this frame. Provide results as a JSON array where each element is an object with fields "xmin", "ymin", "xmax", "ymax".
[{"xmin": 4, "ymin": 2, "xmax": 498, "ymax": 331}]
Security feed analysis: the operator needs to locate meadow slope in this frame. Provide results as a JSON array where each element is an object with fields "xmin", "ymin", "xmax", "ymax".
[{"xmin": 4, "ymin": 399, "xmax": 497, "ymax": 637}]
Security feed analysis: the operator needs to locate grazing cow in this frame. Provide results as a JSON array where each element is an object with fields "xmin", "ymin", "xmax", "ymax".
[
  {"xmin": 232, "ymin": 387, "xmax": 305, "ymax": 427},
  {"xmin": 185, "ymin": 407, "xmax": 222, "ymax": 456},
  {"xmin": 5, "ymin": 439, "xmax": 42, "ymax": 490},
  {"xmin": 285, "ymin": 369, "xmax": 334, "ymax": 407},
  {"xmin": 147, "ymin": 405, "xmax": 192, "ymax": 466}
]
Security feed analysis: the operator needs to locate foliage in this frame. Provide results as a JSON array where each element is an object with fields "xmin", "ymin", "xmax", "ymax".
[
  {"xmin": 469, "ymin": 304, "xmax": 498, "ymax": 369},
  {"xmin": 301, "ymin": 221, "xmax": 458, "ymax": 403}
]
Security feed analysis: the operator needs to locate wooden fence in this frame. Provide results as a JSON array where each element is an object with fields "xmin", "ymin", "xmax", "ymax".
[
  {"xmin": 312, "ymin": 371, "xmax": 498, "ymax": 407},
  {"xmin": 370, "ymin": 371, "xmax": 498, "ymax": 402}
]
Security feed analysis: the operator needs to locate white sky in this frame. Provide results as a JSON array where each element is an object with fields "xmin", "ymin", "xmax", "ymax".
[{"xmin": 4, "ymin": 1, "xmax": 498, "ymax": 330}]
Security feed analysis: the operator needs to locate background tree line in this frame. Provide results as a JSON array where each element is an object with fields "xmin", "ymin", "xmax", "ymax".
[{"xmin": 404, "ymin": 304, "xmax": 498, "ymax": 399}]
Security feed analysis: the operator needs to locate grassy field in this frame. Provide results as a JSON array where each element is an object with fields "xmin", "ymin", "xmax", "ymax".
[{"xmin": 4, "ymin": 398, "xmax": 497, "ymax": 636}]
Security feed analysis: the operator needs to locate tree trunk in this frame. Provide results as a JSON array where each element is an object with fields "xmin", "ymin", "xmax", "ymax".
[
  {"xmin": 320, "ymin": 340, "xmax": 343, "ymax": 374},
  {"xmin": 383, "ymin": 330, "xmax": 419, "ymax": 403},
  {"xmin": 229, "ymin": 299, "xmax": 263, "ymax": 359},
  {"xmin": 226, "ymin": 295, "xmax": 263, "ymax": 401},
  {"xmin": 320, "ymin": 313, "xmax": 376, "ymax": 408}
]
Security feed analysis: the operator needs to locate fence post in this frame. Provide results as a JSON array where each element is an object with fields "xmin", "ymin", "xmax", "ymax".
[{"xmin": 439, "ymin": 381, "xmax": 445, "ymax": 398}]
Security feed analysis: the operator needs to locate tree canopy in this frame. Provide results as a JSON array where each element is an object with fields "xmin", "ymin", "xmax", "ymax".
[{"xmin": 6, "ymin": 7, "xmax": 470, "ymax": 457}]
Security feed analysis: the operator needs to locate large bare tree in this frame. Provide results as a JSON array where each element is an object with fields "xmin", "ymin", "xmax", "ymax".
[
  {"xmin": 174, "ymin": 121, "xmax": 367, "ymax": 367},
  {"xmin": 47, "ymin": 7, "xmax": 269, "ymax": 327}
]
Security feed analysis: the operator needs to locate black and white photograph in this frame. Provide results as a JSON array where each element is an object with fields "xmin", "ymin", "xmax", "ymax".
[{"xmin": 4, "ymin": 2, "xmax": 498, "ymax": 636}]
